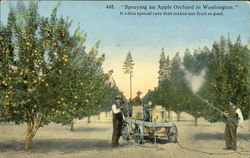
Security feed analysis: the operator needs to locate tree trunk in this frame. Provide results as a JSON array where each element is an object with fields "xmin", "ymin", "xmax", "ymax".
[
  {"xmin": 130, "ymin": 73, "xmax": 132, "ymax": 100},
  {"xmin": 87, "ymin": 116, "xmax": 91, "ymax": 123},
  {"xmin": 70, "ymin": 121, "xmax": 74, "ymax": 131},
  {"xmin": 177, "ymin": 112, "xmax": 180, "ymax": 122},
  {"xmin": 98, "ymin": 114, "xmax": 100, "ymax": 120},
  {"xmin": 194, "ymin": 116, "xmax": 198, "ymax": 127},
  {"xmin": 24, "ymin": 129, "xmax": 35, "ymax": 151},
  {"xmin": 105, "ymin": 111, "xmax": 108, "ymax": 117},
  {"xmin": 24, "ymin": 114, "xmax": 42, "ymax": 151}
]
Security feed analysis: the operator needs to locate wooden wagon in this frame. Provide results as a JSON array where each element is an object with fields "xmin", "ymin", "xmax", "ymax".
[{"xmin": 121, "ymin": 105, "xmax": 178, "ymax": 144}]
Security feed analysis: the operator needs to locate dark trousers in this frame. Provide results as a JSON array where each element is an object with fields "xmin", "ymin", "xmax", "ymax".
[
  {"xmin": 112, "ymin": 113, "xmax": 123, "ymax": 146},
  {"xmin": 225, "ymin": 122, "xmax": 237, "ymax": 149}
]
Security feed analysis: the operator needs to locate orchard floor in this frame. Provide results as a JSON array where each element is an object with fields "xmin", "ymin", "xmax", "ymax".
[{"xmin": 0, "ymin": 112, "xmax": 249, "ymax": 158}]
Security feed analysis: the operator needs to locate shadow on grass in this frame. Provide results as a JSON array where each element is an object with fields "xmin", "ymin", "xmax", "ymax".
[
  {"xmin": 175, "ymin": 120, "xmax": 194, "ymax": 122},
  {"xmin": 72, "ymin": 127, "xmax": 110, "ymax": 132},
  {"xmin": 83, "ymin": 121, "xmax": 111, "ymax": 124},
  {"xmin": 192, "ymin": 133, "xmax": 250, "ymax": 141},
  {"xmin": 0, "ymin": 139, "xmax": 113, "ymax": 153},
  {"xmin": 184, "ymin": 124, "xmax": 214, "ymax": 127}
]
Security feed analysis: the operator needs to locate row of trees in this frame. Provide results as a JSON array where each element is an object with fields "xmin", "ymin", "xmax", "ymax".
[
  {"xmin": 143, "ymin": 36, "xmax": 250, "ymax": 125},
  {"xmin": 0, "ymin": 2, "xmax": 121, "ymax": 150}
]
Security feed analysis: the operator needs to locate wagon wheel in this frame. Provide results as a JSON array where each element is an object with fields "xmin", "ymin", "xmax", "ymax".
[
  {"xmin": 134, "ymin": 125, "xmax": 143, "ymax": 144},
  {"xmin": 166, "ymin": 123, "xmax": 178, "ymax": 143},
  {"xmin": 122, "ymin": 123, "xmax": 130, "ymax": 141}
]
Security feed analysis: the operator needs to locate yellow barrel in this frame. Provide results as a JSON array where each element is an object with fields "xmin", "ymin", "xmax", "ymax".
[{"xmin": 132, "ymin": 105, "xmax": 144, "ymax": 120}]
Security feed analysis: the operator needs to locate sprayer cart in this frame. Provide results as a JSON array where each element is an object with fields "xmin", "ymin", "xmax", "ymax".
[{"xmin": 122, "ymin": 105, "xmax": 178, "ymax": 144}]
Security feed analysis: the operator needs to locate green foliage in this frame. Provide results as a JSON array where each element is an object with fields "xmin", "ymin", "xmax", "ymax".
[
  {"xmin": 158, "ymin": 48, "xmax": 170, "ymax": 82},
  {"xmin": 122, "ymin": 51, "xmax": 134, "ymax": 99},
  {"xmin": 122, "ymin": 51, "xmax": 134, "ymax": 74},
  {"xmin": 144, "ymin": 35, "xmax": 249, "ymax": 123},
  {"xmin": 142, "ymin": 89, "xmax": 154, "ymax": 104},
  {"xmin": 158, "ymin": 48, "xmax": 166, "ymax": 80},
  {"xmin": 0, "ymin": 1, "xmax": 120, "ymax": 128},
  {"xmin": 200, "ymin": 36, "xmax": 249, "ymax": 122}
]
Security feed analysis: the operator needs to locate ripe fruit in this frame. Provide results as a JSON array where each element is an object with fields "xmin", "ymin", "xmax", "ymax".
[
  {"xmin": 26, "ymin": 42, "xmax": 32, "ymax": 47},
  {"xmin": 61, "ymin": 55, "xmax": 68, "ymax": 61},
  {"xmin": 32, "ymin": 80, "xmax": 37, "ymax": 84},
  {"xmin": 61, "ymin": 31, "xmax": 65, "ymax": 37},
  {"xmin": 23, "ymin": 80, "xmax": 28, "ymax": 84},
  {"xmin": 2, "ymin": 102, "xmax": 9, "ymax": 107},
  {"xmin": 2, "ymin": 81, "xmax": 8, "ymax": 86}
]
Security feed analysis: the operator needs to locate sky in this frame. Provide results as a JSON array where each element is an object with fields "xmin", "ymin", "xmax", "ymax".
[{"xmin": 0, "ymin": 1, "xmax": 249, "ymax": 99}]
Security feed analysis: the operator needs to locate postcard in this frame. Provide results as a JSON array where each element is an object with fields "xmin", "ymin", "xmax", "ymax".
[{"xmin": 0, "ymin": 0, "xmax": 249, "ymax": 158}]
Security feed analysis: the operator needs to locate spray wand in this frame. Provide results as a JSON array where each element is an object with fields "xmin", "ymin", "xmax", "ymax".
[{"xmin": 193, "ymin": 93, "xmax": 243, "ymax": 128}]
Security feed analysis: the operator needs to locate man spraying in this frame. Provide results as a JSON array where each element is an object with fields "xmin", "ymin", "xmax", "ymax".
[
  {"xmin": 224, "ymin": 98, "xmax": 244, "ymax": 151},
  {"xmin": 208, "ymin": 98, "xmax": 244, "ymax": 151}
]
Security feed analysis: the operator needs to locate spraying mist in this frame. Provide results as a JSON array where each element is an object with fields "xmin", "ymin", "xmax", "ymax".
[{"xmin": 180, "ymin": 65, "xmax": 206, "ymax": 94}]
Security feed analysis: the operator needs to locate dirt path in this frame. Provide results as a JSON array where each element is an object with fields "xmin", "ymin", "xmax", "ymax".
[{"xmin": 0, "ymin": 112, "xmax": 249, "ymax": 158}]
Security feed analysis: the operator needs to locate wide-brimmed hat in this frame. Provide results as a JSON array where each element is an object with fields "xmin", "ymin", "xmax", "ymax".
[
  {"xmin": 136, "ymin": 91, "xmax": 142, "ymax": 95},
  {"xmin": 230, "ymin": 98, "xmax": 237, "ymax": 105},
  {"xmin": 115, "ymin": 95, "xmax": 121, "ymax": 99}
]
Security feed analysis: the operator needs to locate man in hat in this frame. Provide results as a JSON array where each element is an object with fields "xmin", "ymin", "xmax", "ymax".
[
  {"xmin": 224, "ymin": 98, "xmax": 244, "ymax": 150},
  {"xmin": 143, "ymin": 101, "xmax": 153, "ymax": 121},
  {"xmin": 111, "ymin": 95, "xmax": 124, "ymax": 147},
  {"xmin": 132, "ymin": 91, "xmax": 142, "ymax": 105}
]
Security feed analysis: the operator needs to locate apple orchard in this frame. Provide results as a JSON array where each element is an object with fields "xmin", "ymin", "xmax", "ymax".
[
  {"xmin": 1, "ymin": 1, "xmax": 250, "ymax": 152},
  {"xmin": 0, "ymin": 2, "xmax": 122, "ymax": 151}
]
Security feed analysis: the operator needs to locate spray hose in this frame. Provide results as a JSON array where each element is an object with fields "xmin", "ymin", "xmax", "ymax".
[{"xmin": 193, "ymin": 93, "xmax": 243, "ymax": 128}]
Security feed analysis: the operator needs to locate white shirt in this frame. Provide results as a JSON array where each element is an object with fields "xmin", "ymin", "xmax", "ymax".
[
  {"xmin": 236, "ymin": 108, "xmax": 244, "ymax": 126},
  {"xmin": 112, "ymin": 104, "xmax": 121, "ymax": 114},
  {"xmin": 112, "ymin": 104, "xmax": 126, "ymax": 120}
]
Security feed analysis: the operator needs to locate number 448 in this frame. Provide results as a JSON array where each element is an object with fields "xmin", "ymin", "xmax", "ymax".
[{"xmin": 106, "ymin": 4, "xmax": 114, "ymax": 9}]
